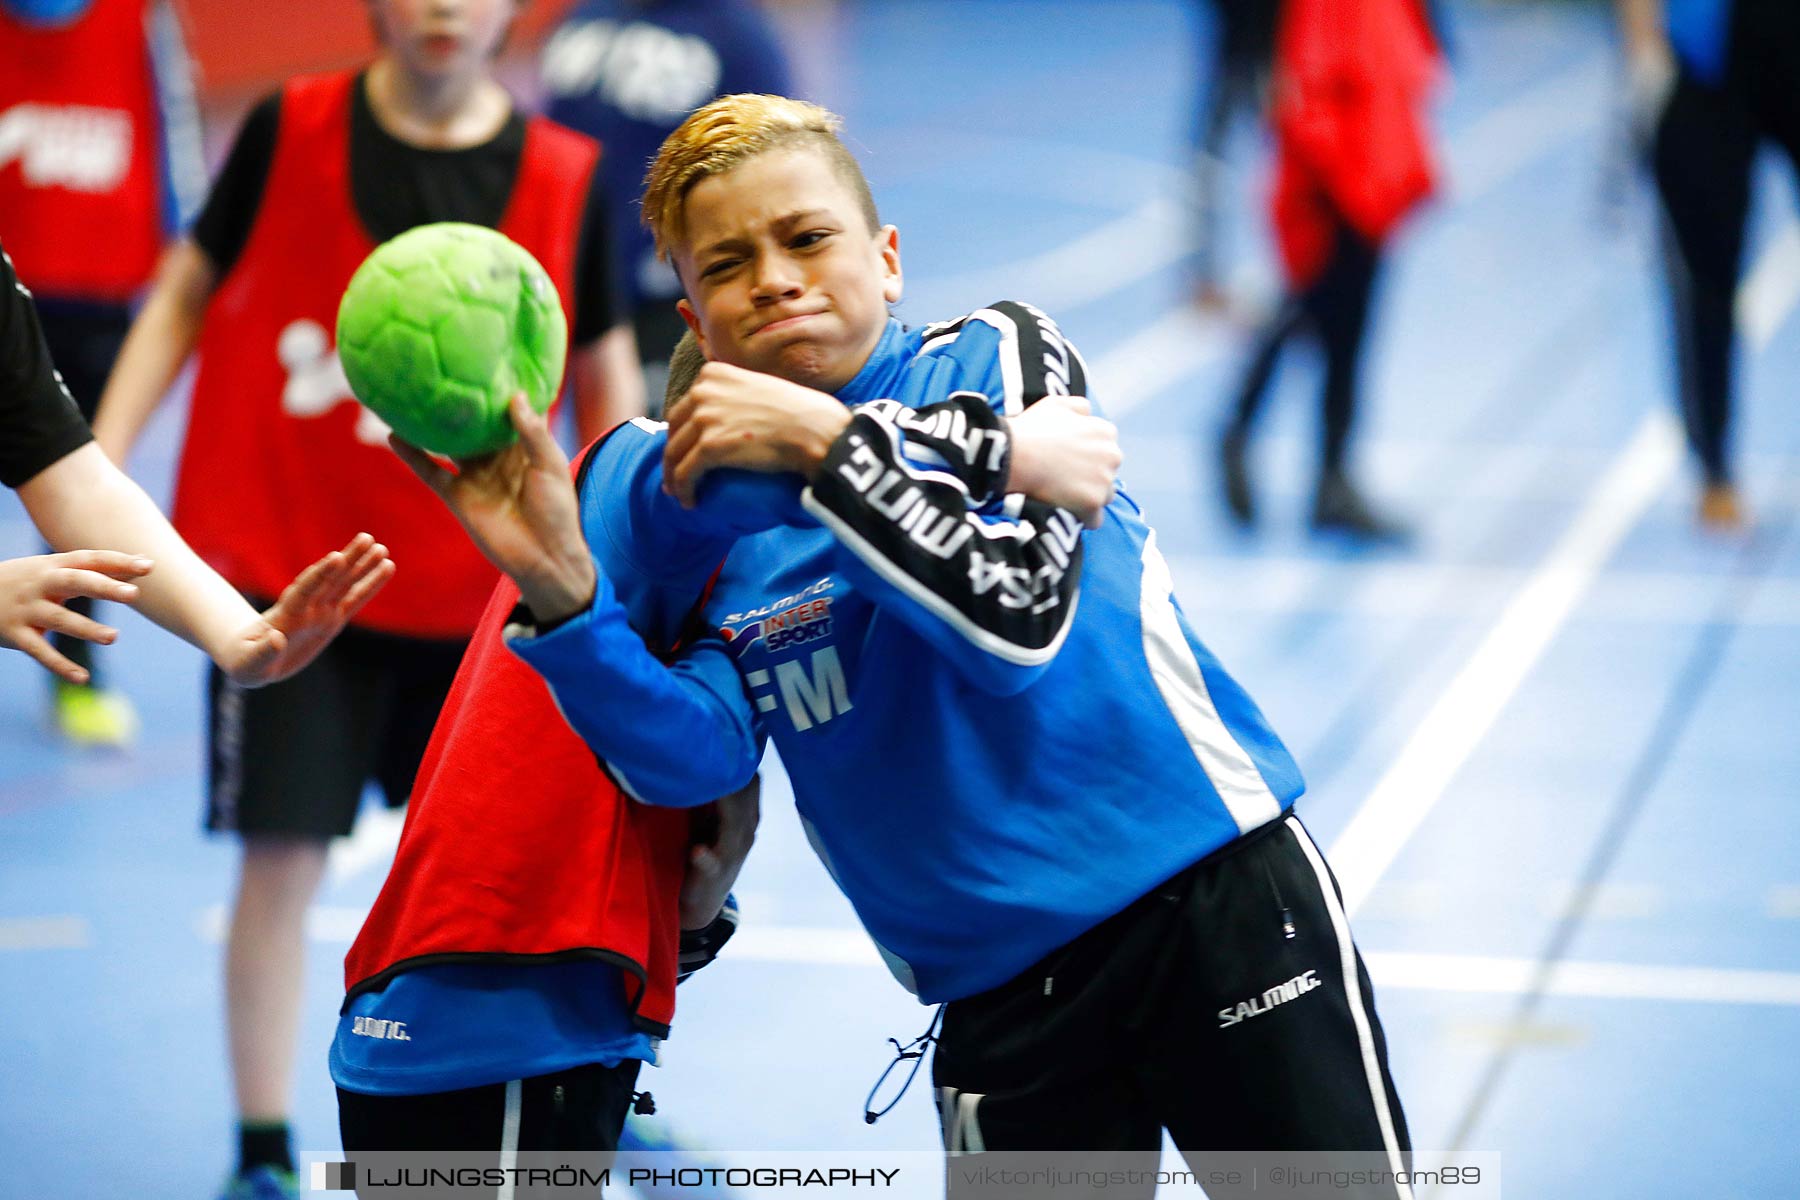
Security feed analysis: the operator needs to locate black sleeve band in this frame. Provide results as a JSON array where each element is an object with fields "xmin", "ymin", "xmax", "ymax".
[
  {"xmin": 805, "ymin": 413, "xmax": 1082, "ymax": 664},
  {"xmin": 983, "ymin": 299, "xmax": 1089, "ymax": 409},
  {"xmin": 848, "ymin": 392, "xmax": 1011, "ymax": 505},
  {"xmin": 677, "ymin": 897, "xmax": 740, "ymax": 982}
]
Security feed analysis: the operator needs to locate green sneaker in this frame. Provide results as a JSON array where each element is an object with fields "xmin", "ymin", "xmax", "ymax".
[
  {"xmin": 52, "ymin": 680, "xmax": 139, "ymax": 748},
  {"xmin": 218, "ymin": 1165, "xmax": 299, "ymax": 1200}
]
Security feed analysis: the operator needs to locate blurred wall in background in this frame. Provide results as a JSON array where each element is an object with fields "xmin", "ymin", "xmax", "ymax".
[{"xmin": 175, "ymin": 0, "xmax": 580, "ymax": 101}]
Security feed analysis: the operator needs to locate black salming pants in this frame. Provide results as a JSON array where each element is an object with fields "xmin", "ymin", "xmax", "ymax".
[
  {"xmin": 934, "ymin": 815, "xmax": 1412, "ymax": 1200},
  {"xmin": 338, "ymin": 1060, "xmax": 639, "ymax": 1198}
]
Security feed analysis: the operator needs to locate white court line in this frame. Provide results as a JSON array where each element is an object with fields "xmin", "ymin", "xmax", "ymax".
[
  {"xmin": 1737, "ymin": 220, "xmax": 1800, "ymax": 350},
  {"xmin": 1083, "ymin": 55, "xmax": 1607, "ymax": 414},
  {"xmin": 185, "ymin": 908, "xmax": 1800, "ymax": 1010},
  {"xmin": 0, "ymin": 915, "xmax": 91, "ymax": 951},
  {"xmin": 1365, "ymin": 951, "xmax": 1800, "ymax": 1008},
  {"xmin": 928, "ymin": 193, "xmax": 1184, "ymax": 316},
  {"xmin": 1327, "ymin": 411, "xmax": 1682, "ymax": 916},
  {"xmin": 734, "ymin": 928, "xmax": 1800, "ymax": 1010},
  {"xmin": 1442, "ymin": 57, "xmax": 1607, "ymax": 203},
  {"xmin": 1327, "ymin": 215, "xmax": 1800, "ymax": 919},
  {"xmin": 729, "ymin": 924, "xmax": 884, "ymax": 966},
  {"xmin": 328, "ymin": 803, "xmax": 407, "ymax": 883},
  {"xmin": 691, "ymin": 925, "xmax": 1800, "ymax": 1009},
  {"xmin": 1091, "ymin": 306, "xmax": 1235, "ymax": 419},
  {"xmin": 934, "ymin": 50, "xmax": 1603, "ymax": 355}
]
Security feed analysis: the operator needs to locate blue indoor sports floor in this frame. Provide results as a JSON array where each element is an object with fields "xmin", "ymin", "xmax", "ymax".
[{"xmin": 3, "ymin": 2, "xmax": 1797, "ymax": 1196}]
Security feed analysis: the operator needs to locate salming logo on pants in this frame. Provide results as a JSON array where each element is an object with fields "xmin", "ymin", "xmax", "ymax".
[{"xmin": 931, "ymin": 815, "xmax": 1412, "ymax": 1200}]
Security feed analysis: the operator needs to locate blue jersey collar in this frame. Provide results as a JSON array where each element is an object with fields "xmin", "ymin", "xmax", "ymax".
[{"xmin": 834, "ymin": 319, "xmax": 909, "ymax": 408}]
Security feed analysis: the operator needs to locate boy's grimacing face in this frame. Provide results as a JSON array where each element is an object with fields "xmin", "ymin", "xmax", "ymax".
[
  {"xmin": 367, "ymin": 0, "xmax": 517, "ymax": 75},
  {"xmin": 674, "ymin": 148, "xmax": 902, "ymax": 394}
]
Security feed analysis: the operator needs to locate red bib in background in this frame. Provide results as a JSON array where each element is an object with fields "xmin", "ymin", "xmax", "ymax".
[
  {"xmin": 1270, "ymin": 0, "xmax": 1442, "ymax": 288},
  {"xmin": 0, "ymin": 0, "xmax": 166, "ymax": 301},
  {"xmin": 174, "ymin": 70, "xmax": 598, "ymax": 638}
]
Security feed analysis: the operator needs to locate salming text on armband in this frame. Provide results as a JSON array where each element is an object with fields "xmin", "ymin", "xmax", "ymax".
[
  {"xmin": 803, "ymin": 412, "xmax": 1083, "ymax": 665},
  {"xmin": 853, "ymin": 392, "xmax": 1011, "ymax": 505},
  {"xmin": 919, "ymin": 299, "xmax": 1090, "ymax": 412}
]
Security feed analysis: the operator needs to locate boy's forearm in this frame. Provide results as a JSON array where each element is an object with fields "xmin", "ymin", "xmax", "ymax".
[
  {"xmin": 18, "ymin": 444, "xmax": 258, "ymax": 664},
  {"xmin": 505, "ymin": 571, "xmax": 759, "ymax": 807},
  {"xmin": 92, "ymin": 240, "xmax": 216, "ymax": 463}
]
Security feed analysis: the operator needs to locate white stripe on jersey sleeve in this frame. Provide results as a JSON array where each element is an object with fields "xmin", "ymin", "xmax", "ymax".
[
  {"xmin": 967, "ymin": 306, "xmax": 1026, "ymax": 417},
  {"xmin": 1137, "ymin": 529, "xmax": 1282, "ymax": 833}
]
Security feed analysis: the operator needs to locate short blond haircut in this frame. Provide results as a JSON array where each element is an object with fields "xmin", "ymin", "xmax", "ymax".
[{"xmin": 642, "ymin": 94, "xmax": 879, "ymax": 261}]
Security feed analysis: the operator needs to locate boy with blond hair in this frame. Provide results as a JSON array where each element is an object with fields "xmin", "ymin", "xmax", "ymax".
[{"xmin": 407, "ymin": 94, "xmax": 1408, "ymax": 1195}]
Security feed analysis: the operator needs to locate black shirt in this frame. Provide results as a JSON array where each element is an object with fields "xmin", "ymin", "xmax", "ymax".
[
  {"xmin": 1, "ymin": 243, "xmax": 93, "ymax": 489},
  {"xmin": 192, "ymin": 74, "xmax": 618, "ymax": 344}
]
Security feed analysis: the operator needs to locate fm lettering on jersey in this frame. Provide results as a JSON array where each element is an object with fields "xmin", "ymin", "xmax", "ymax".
[
  {"xmin": 744, "ymin": 647, "xmax": 852, "ymax": 732},
  {"xmin": 0, "ymin": 103, "xmax": 132, "ymax": 192},
  {"xmin": 1217, "ymin": 969, "xmax": 1322, "ymax": 1029},
  {"xmin": 724, "ymin": 583, "xmax": 853, "ymax": 731}
]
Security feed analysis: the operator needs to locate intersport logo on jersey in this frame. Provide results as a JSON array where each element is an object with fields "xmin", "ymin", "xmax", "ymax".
[
  {"xmin": 0, "ymin": 103, "xmax": 132, "ymax": 192},
  {"xmin": 725, "ymin": 596, "xmax": 835, "ymax": 654},
  {"xmin": 719, "ymin": 578, "xmax": 835, "ymax": 651},
  {"xmin": 721, "ymin": 580, "xmax": 853, "ymax": 732}
]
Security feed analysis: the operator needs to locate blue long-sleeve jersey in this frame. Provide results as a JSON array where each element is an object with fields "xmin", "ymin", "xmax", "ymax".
[
  {"xmin": 1665, "ymin": 0, "xmax": 1732, "ymax": 87},
  {"xmin": 519, "ymin": 303, "xmax": 1305, "ymax": 1004}
]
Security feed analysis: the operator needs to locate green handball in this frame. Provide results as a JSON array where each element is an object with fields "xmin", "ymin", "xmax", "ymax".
[{"xmin": 337, "ymin": 222, "xmax": 566, "ymax": 461}]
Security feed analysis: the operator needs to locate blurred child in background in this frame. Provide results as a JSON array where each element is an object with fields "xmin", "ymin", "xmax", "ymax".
[
  {"xmin": 1618, "ymin": 0, "xmax": 1799, "ymax": 530},
  {"xmin": 90, "ymin": 0, "xmax": 632, "ymax": 1194},
  {"xmin": 1216, "ymin": 0, "xmax": 1442, "ymax": 542},
  {"xmin": 541, "ymin": 0, "xmax": 793, "ymax": 407},
  {"xmin": 0, "ymin": 0, "xmax": 204, "ymax": 743},
  {"xmin": 1189, "ymin": 0, "xmax": 1280, "ymax": 314}
]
